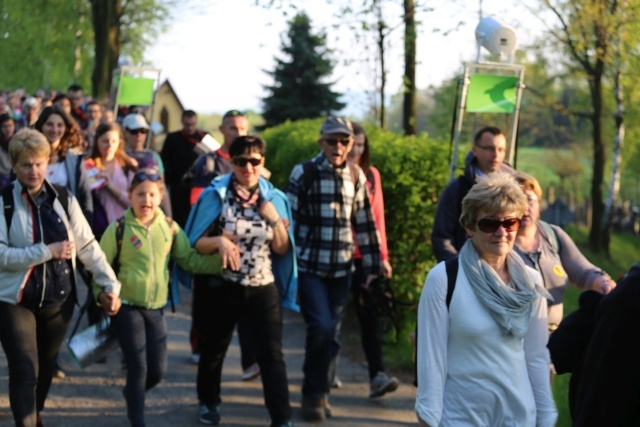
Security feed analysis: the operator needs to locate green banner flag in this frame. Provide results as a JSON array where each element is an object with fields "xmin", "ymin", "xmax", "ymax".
[
  {"xmin": 466, "ymin": 74, "xmax": 517, "ymax": 113},
  {"xmin": 117, "ymin": 76, "xmax": 155, "ymax": 106}
]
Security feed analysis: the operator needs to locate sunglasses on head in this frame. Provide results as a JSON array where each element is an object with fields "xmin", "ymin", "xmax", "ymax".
[
  {"xmin": 324, "ymin": 137, "xmax": 351, "ymax": 147},
  {"xmin": 127, "ymin": 128, "xmax": 149, "ymax": 135},
  {"xmin": 132, "ymin": 171, "xmax": 161, "ymax": 184},
  {"xmin": 231, "ymin": 157, "xmax": 262, "ymax": 167},
  {"xmin": 477, "ymin": 217, "xmax": 521, "ymax": 233}
]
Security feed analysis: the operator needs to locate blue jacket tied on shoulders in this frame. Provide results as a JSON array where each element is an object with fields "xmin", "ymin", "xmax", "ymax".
[{"xmin": 172, "ymin": 173, "xmax": 299, "ymax": 312}]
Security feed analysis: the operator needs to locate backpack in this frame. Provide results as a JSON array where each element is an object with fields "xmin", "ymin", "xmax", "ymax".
[
  {"xmin": 111, "ymin": 215, "xmax": 178, "ymax": 312},
  {"xmin": 2, "ymin": 183, "xmax": 70, "ymax": 232},
  {"xmin": 413, "ymin": 257, "xmax": 458, "ymax": 387}
]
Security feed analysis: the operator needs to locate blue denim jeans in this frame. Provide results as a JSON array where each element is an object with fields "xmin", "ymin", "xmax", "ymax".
[
  {"xmin": 112, "ymin": 305, "xmax": 167, "ymax": 427},
  {"xmin": 298, "ymin": 271, "xmax": 352, "ymax": 398}
]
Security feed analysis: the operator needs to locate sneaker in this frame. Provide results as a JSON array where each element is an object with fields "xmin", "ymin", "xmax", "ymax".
[
  {"xmin": 241, "ymin": 363, "xmax": 261, "ymax": 381},
  {"xmin": 369, "ymin": 372, "xmax": 399, "ymax": 398},
  {"xmin": 190, "ymin": 353, "xmax": 201, "ymax": 365},
  {"xmin": 197, "ymin": 402, "xmax": 220, "ymax": 425},
  {"xmin": 331, "ymin": 375, "xmax": 343, "ymax": 389},
  {"xmin": 53, "ymin": 367, "xmax": 65, "ymax": 379},
  {"xmin": 271, "ymin": 422, "xmax": 297, "ymax": 427},
  {"xmin": 301, "ymin": 395, "xmax": 325, "ymax": 422}
]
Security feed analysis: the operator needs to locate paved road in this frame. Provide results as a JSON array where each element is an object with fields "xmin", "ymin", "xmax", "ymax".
[{"xmin": 0, "ymin": 289, "xmax": 418, "ymax": 426}]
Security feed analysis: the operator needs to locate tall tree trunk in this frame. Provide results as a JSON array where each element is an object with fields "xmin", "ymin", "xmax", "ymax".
[
  {"xmin": 602, "ymin": 60, "xmax": 625, "ymax": 255},
  {"xmin": 91, "ymin": 0, "xmax": 123, "ymax": 100},
  {"xmin": 377, "ymin": 11, "xmax": 386, "ymax": 129},
  {"xmin": 403, "ymin": 0, "xmax": 417, "ymax": 135},
  {"xmin": 588, "ymin": 73, "xmax": 606, "ymax": 252}
]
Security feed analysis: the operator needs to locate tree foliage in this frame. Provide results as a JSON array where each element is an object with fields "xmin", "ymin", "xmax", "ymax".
[
  {"xmin": 0, "ymin": 0, "xmax": 93, "ymax": 92},
  {"xmin": 0, "ymin": 0, "xmax": 175, "ymax": 97},
  {"xmin": 261, "ymin": 13, "xmax": 345, "ymax": 129}
]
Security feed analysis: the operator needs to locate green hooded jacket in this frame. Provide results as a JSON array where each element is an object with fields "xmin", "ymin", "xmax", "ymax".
[{"xmin": 95, "ymin": 208, "xmax": 221, "ymax": 309}]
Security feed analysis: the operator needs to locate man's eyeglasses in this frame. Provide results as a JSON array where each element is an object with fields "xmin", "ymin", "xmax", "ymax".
[
  {"xmin": 132, "ymin": 171, "xmax": 161, "ymax": 184},
  {"xmin": 477, "ymin": 217, "xmax": 521, "ymax": 233},
  {"xmin": 231, "ymin": 157, "xmax": 262, "ymax": 167},
  {"xmin": 323, "ymin": 137, "xmax": 351, "ymax": 147},
  {"xmin": 127, "ymin": 128, "xmax": 149, "ymax": 135},
  {"xmin": 475, "ymin": 144, "xmax": 505, "ymax": 154}
]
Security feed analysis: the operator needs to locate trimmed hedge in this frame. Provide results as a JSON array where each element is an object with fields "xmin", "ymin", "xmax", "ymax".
[{"xmin": 262, "ymin": 119, "xmax": 450, "ymax": 354}]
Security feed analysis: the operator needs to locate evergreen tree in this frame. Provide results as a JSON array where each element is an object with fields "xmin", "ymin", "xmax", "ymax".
[{"xmin": 262, "ymin": 13, "xmax": 345, "ymax": 129}]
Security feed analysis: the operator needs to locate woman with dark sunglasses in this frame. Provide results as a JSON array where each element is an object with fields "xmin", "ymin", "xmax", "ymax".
[
  {"xmin": 512, "ymin": 171, "xmax": 616, "ymax": 333},
  {"xmin": 179, "ymin": 135, "xmax": 298, "ymax": 427},
  {"xmin": 416, "ymin": 172, "xmax": 557, "ymax": 427}
]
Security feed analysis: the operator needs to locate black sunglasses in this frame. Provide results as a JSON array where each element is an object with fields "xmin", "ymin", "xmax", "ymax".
[
  {"xmin": 231, "ymin": 157, "xmax": 262, "ymax": 167},
  {"xmin": 477, "ymin": 217, "xmax": 521, "ymax": 233},
  {"xmin": 324, "ymin": 137, "xmax": 351, "ymax": 146},
  {"xmin": 127, "ymin": 128, "xmax": 149, "ymax": 135},
  {"xmin": 132, "ymin": 172, "xmax": 161, "ymax": 183}
]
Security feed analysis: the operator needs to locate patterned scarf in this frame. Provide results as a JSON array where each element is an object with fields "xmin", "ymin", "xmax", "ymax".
[
  {"xmin": 231, "ymin": 177, "xmax": 260, "ymax": 208},
  {"xmin": 459, "ymin": 239, "xmax": 552, "ymax": 338}
]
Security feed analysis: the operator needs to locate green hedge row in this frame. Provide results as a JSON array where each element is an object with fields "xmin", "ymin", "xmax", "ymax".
[{"xmin": 262, "ymin": 119, "xmax": 450, "ymax": 327}]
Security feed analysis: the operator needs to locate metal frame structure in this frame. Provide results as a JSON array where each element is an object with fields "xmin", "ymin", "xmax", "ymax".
[{"xmin": 449, "ymin": 61, "xmax": 526, "ymax": 181}]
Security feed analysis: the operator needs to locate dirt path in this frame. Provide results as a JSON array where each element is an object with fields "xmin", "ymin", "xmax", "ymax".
[{"xmin": 0, "ymin": 289, "xmax": 417, "ymax": 426}]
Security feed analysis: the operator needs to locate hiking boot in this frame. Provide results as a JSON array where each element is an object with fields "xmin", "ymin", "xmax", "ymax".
[
  {"xmin": 242, "ymin": 362, "xmax": 261, "ymax": 381},
  {"xmin": 301, "ymin": 395, "xmax": 325, "ymax": 422},
  {"xmin": 197, "ymin": 402, "xmax": 220, "ymax": 425},
  {"xmin": 369, "ymin": 372, "xmax": 399, "ymax": 398}
]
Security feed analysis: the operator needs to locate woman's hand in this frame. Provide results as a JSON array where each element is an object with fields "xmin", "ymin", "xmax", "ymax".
[
  {"xmin": 259, "ymin": 201, "xmax": 280, "ymax": 225},
  {"xmin": 99, "ymin": 292, "xmax": 122, "ymax": 316},
  {"xmin": 217, "ymin": 236, "xmax": 242, "ymax": 271},
  {"xmin": 47, "ymin": 240, "xmax": 75, "ymax": 259},
  {"xmin": 381, "ymin": 259, "xmax": 393, "ymax": 279},
  {"xmin": 592, "ymin": 275, "xmax": 617, "ymax": 294}
]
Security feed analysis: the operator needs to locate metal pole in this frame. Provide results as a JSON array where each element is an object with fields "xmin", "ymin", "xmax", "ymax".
[
  {"xmin": 145, "ymin": 70, "xmax": 162, "ymax": 150},
  {"xmin": 450, "ymin": 64, "xmax": 472, "ymax": 182},
  {"xmin": 508, "ymin": 67, "xmax": 526, "ymax": 166}
]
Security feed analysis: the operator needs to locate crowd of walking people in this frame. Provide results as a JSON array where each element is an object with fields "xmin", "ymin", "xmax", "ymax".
[{"xmin": 0, "ymin": 86, "xmax": 636, "ymax": 427}]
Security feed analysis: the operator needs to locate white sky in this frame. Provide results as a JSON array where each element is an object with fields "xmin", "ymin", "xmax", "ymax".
[{"xmin": 146, "ymin": 0, "xmax": 546, "ymax": 116}]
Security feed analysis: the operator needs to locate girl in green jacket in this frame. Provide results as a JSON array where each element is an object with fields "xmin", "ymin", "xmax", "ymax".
[{"xmin": 95, "ymin": 169, "xmax": 221, "ymax": 427}]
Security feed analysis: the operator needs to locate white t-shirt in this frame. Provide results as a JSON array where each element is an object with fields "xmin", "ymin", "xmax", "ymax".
[{"xmin": 46, "ymin": 161, "xmax": 68, "ymax": 188}]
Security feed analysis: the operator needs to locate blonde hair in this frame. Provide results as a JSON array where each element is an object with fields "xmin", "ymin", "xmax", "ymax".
[
  {"xmin": 460, "ymin": 172, "xmax": 527, "ymax": 230},
  {"xmin": 8, "ymin": 128, "xmax": 50, "ymax": 164},
  {"xmin": 512, "ymin": 170, "xmax": 543, "ymax": 200}
]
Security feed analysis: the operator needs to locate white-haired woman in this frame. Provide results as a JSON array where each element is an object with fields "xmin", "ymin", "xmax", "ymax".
[{"xmin": 415, "ymin": 172, "xmax": 557, "ymax": 426}]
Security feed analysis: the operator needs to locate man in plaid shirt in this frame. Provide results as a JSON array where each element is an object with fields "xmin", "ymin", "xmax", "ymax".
[{"xmin": 286, "ymin": 117, "xmax": 380, "ymax": 422}]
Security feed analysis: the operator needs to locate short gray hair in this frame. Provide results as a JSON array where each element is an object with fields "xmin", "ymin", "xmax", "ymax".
[{"xmin": 460, "ymin": 172, "xmax": 527, "ymax": 230}]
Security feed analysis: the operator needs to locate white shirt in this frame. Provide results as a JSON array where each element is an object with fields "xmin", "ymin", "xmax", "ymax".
[
  {"xmin": 46, "ymin": 161, "xmax": 68, "ymax": 188},
  {"xmin": 415, "ymin": 262, "xmax": 557, "ymax": 427}
]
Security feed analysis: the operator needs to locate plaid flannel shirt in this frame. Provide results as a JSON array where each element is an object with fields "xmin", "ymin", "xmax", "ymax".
[{"xmin": 286, "ymin": 152, "xmax": 380, "ymax": 278}]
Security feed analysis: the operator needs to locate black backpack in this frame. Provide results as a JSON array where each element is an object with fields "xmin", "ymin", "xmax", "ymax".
[{"xmin": 2, "ymin": 183, "xmax": 70, "ymax": 233}]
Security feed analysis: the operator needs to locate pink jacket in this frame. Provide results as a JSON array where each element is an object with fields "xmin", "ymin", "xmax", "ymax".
[{"xmin": 353, "ymin": 165, "xmax": 388, "ymax": 261}]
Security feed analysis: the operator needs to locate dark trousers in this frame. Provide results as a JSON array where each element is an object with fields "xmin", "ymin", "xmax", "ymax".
[
  {"xmin": 298, "ymin": 271, "xmax": 352, "ymax": 399},
  {"xmin": 112, "ymin": 305, "xmax": 168, "ymax": 427},
  {"xmin": 193, "ymin": 279, "xmax": 291, "ymax": 424},
  {"xmin": 351, "ymin": 259, "xmax": 385, "ymax": 380},
  {"xmin": 0, "ymin": 297, "xmax": 74, "ymax": 427}
]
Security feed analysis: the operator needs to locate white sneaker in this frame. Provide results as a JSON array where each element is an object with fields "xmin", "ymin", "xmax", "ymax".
[
  {"xmin": 190, "ymin": 353, "xmax": 200, "ymax": 365},
  {"xmin": 241, "ymin": 363, "xmax": 261, "ymax": 381},
  {"xmin": 369, "ymin": 372, "xmax": 399, "ymax": 398}
]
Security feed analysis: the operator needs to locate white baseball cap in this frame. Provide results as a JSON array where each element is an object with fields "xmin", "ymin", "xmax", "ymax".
[{"xmin": 122, "ymin": 113, "xmax": 149, "ymax": 130}]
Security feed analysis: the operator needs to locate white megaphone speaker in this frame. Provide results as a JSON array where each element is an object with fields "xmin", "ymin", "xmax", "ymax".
[{"xmin": 475, "ymin": 16, "xmax": 517, "ymax": 61}]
